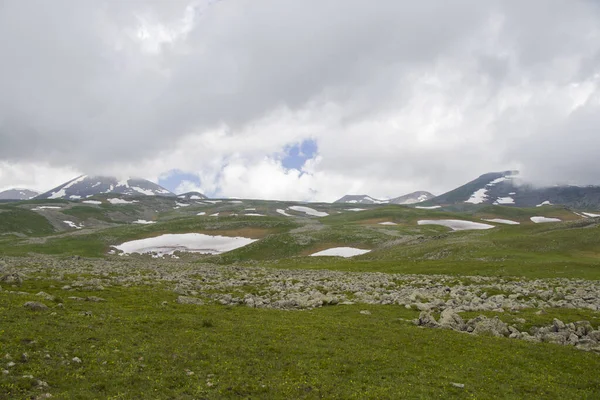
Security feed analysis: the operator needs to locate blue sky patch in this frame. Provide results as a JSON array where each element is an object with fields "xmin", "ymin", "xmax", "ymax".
[
  {"xmin": 282, "ymin": 139, "xmax": 318, "ymax": 170},
  {"xmin": 158, "ymin": 170, "xmax": 201, "ymax": 193}
]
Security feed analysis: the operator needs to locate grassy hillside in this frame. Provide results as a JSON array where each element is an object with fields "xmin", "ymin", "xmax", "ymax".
[{"xmin": 0, "ymin": 206, "xmax": 54, "ymax": 236}]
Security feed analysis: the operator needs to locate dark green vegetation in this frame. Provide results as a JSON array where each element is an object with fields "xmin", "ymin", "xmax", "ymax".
[
  {"xmin": 1, "ymin": 280, "xmax": 599, "ymax": 399},
  {"xmin": 0, "ymin": 206, "xmax": 54, "ymax": 236}
]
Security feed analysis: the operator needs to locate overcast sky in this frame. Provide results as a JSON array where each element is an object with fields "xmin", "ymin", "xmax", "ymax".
[{"xmin": 1, "ymin": 0, "xmax": 599, "ymax": 200}]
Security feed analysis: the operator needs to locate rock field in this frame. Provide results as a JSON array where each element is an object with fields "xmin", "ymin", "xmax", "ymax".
[{"xmin": 1, "ymin": 255, "xmax": 599, "ymax": 352}]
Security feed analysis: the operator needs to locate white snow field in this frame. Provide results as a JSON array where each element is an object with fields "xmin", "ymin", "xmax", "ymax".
[
  {"xmin": 530, "ymin": 216, "xmax": 561, "ymax": 223},
  {"xmin": 245, "ymin": 213, "xmax": 265, "ymax": 217},
  {"xmin": 536, "ymin": 201, "xmax": 552, "ymax": 207},
  {"xmin": 276, "ymin": 209, "xmax": 292, "ymax": 217},
  {"xmin": 379, "ymin": 222, "xmax": 398, "ymax": 225},
  {"xmin": 63, "ymin": 220, "xmax": 83, "ymax": 229},
  {"xmin": 175, "ymin": 202, "xmax": 190, "ymax": 207},
  {"xmin": 310, "ymin": 247, "xmax": 371, "ymax": 257},
  {"xmin": 482, "ymin": 218, "xmax": 520, "ymax": 225},
  {"xmin": 32, "ymin": 206, "xmax": 62, "ymax": 210},
  {"xmin": 418, "ymin": 220, "xmax": 495, "ymax": 231},
  {"xmin": 82, "ymin": 200, "xmax": 102, "ymax": 205},
  {"xmin": 197, "ymin": 212, "xmax": 206, "ymax": 216},
  {"xmin": 494, "ymin": 197, "xmax": 515, "ymax": 205},
  {"xmin": 113, "ymin": 233, "xmax": 257, "ymax": 257},
  {"xmin": 288, "ymin": 206, "xmax": 329, "ymax": 217},
  {"xmin": 108, "ymin": 198, "xmax": 139, "ymax": 205},
  {"xmin": 346, "ymin": 208, "xmax": 366, "ymax": 212},
  {"xmin": 133, "ymin": 220, "xmax": 156, "ymax": 225},
  {"xmin": 465, "ymin": 189, "xmax": 489, "ymax": 205},
  {"xmin": 583, "ymin": 212, "xmax": 600, "ymax": 218},
  {"xmin": 415, "ymin": 205, "xmax": 441, "ymax": 209}
]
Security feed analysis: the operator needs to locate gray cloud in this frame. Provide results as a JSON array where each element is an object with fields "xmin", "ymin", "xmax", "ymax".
[{"xmin": 1, "ymin": 0, "xmax": 600, "ymax": 197}]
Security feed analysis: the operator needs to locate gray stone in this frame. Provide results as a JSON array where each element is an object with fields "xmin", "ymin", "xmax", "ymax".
[
  {"xmin": 36, "ymin": 292, "xmax": 55, "ymax": 301},
  {"xmin": 415, "ymin": 312, "xmax": 439, "ymax": 328},
  {"xmin": 85, "ymin": 296, "xmax": 105, "ymax": 302},
  {"xmin": 470, "ymin": 316, "xmax": 509, "ymax": 337},
  {"xmin": 23, "ymin": 301, "xmax": 48, "ymax": 311},
  {"xmin": 588, "ymin": 330, "xmax": 600, "ymax": 342},
  {"xmin": 439, "ymin": 308, "xmax": 465, "ymax": 331},
  {"xmin": 552, "ymin": 318, "xmax": 566, "ymax": 331},
  {"xmin": 176, "ymin": 296, "xmax": 204, "ymax": 305}
]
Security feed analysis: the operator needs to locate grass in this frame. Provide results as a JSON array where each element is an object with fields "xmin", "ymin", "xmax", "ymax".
[
  {"xmin": 0, "ymin": 207, "xmax": 55, "ymax": 236},
  {"xmin": 1, "ymin": 280, "xmax": 599, "ymax": 399}
]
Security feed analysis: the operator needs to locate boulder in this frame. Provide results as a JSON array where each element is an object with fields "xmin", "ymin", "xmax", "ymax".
[
  {"xmin": 439, "ymin": 308, "xmax": 465, "ymax": 331},
  {"xmin": 415, "ymin": 312, "xmax": 439, "ymax": 328},
  {"xmin": 470, "ymin": 316, "xmax": 509, "ymax": 337}
]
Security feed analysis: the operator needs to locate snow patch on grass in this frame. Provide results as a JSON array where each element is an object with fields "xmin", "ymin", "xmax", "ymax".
[
  {"xmin": 113, "ymin": 233, "xmax": 256, "ymax": 257},
  {"xmin": 133, "ymin": 220, "xmax": 156, "ymax": 225},
  {"xmin": 482, "ymin": 218, "xmax": 520, "ymax": 225},
  {"xmin": 310, "ymin": 247, "xmax": 371, "ymax": 258},
  {"xmin": 289, "ymin": 206, "xmax": 329, "ymax": 217},
  {"xmin": 418, "ymin": 220, "xmax": 495, "ymax": 231},
  {"xmin": 108, "ymin": 198, "xmax": 139, "ymax": 205},
  {"xmin": 531, "ymin": 216, "xmax": 561, "ymax": 223}
]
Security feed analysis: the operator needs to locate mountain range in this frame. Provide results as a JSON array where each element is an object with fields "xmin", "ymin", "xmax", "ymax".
[
  {"xmin": 335, "ymin": 191, "xmax": 435, "ymax": 205},
  {"xmin": 2, "ymin": 171, "xmax": 600, "ymax": 209}
]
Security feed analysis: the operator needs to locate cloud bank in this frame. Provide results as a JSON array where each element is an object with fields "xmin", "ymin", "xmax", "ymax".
[{"xmin": 1, "ymin": 0, "xmax": 599, "ymax": 199}]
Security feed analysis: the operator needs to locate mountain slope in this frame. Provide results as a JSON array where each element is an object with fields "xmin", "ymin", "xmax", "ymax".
[
  {"xmin": 427, "ymin": 171, "xmax": 600, "ymax": 209},
  {"xmin": 36, "ymin": 175, "xmax": 174, "ymax": 200},
  {"xmin": 0, "ymin": 188, "xmax": 40, "ymax": 200}
]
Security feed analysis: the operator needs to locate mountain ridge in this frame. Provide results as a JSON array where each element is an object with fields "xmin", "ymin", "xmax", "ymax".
[{"xmin": 36, "ymin": 175, "xmax": 175, "ymax": 200}]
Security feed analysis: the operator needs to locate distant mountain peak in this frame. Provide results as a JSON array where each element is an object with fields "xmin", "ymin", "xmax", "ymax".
[
  {"xmin": 334, "ymin": 191, "xmax": 434, "ymax": 205},
  {"xmin": 36, "ymin": 175, "xmax": 174, "ymax": 200},
  {"xmin": 428, "ymin": 170, "xmax": 600, "ymax": 209},
  {"xmin": 0, "ymin": 188, "xmax": 40, "ymax": 200}
]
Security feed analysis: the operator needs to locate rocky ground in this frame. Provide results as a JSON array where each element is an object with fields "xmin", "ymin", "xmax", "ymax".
[{"xmin": 2, "ymin": 255, "xmax": 599, "ymax": 353}]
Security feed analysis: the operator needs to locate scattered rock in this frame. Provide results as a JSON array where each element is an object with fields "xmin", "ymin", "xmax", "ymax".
[
  {"xmin": 23, "ymin": 301, "xmax": 48, "ymax": 311},
  {"xmin": 85, "ymin": 296, "xmax": 105, "ymax": 302},
  {"xmin": 359, "ymin": 310, "xmax": 371, "ymax": 315},
  {"xmin": 72, "ymin": 357, "xmax": 82, "ymax": 363},
  {"xmin": 176, "ymin": 296, "xmax": 204, "ymax": 305},
  {"xmin": 450, "ymin": 382, "xmax": 465, "ymax": 388},
  {"xmin": 1, "ymin": 273, "xmax": 23, "ymax": 284},
  {"xmin": 36, "ymin": 292, "xmax": 55, "ymax": 301}
]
